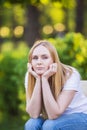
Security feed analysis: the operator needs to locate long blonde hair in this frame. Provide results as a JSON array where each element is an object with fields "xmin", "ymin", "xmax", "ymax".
[{"xmin": 27, "ymin": 40, "xmax": 72, "ymax": 118}]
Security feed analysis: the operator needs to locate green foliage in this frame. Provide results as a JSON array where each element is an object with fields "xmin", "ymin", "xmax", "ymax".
[
  {"xmin": 0, "ymin": 42, "xmax": 29, "ymax": 116},
  {"xmin": 0, "ymin": 56, "xmax": 20, "ymax": 115},
  {"xmin": 0, "ymin": 114, "xmax": 26, "ymax": 130},
  {"xmin": 48, "ymin": 32, "xmax": 87, "ymax": 79}
]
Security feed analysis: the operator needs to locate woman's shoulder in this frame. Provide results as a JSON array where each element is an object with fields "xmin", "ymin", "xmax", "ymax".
[
  {"xmin": 67, "ymin": 66, "xmax": 81, "ymax": 83},
  {"xmin": 70, "ymin": 67, "xmax": 81, "ymax": 78},
  {"xmin": 66, "ymin": 65, "xmax": 80, "ymax": 76},
  {"xmin": 63, "ymin": 67, "xmax": 81, "ymax": 91}
]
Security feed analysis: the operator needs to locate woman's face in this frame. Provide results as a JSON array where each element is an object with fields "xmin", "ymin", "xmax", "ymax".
[{"xmin": 31, "ymin": 45, "xmax": 53, "ymax": 75}]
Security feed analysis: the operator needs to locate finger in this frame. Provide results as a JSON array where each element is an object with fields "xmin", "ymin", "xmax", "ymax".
[
  {"xmin": 51, "ymin": 64, "xmax": 57, "ymax": 73},
  {"xmin": 27, "ymin": 63, "xmax": 32, "ymax": 73},
  {"xmin": 50, "ymin": 64, "xmax": 56, "ymax": 70},
  {"xmin": 27, "ymin": 64, "xmax": 39, "ymax": 78},
  {"xmin": 52, "ymin": 63, "xmax": 57, "ymax": 67}
]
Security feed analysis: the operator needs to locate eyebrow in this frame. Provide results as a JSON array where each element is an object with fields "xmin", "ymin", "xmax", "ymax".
[{"xmin": 32, "ymin": 54, "xmax": 49, "ymax": 57}]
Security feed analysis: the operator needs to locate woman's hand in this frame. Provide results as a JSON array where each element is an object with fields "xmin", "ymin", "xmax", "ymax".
[
  {"xmin": 27, "ymin": 63, "xmax": 40, "ymax": 79},
  {"xmin": 42, "ymin": 63, "xmax": 57, "ymax": 79}
]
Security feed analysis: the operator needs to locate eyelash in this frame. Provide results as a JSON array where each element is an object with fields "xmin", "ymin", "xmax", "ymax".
[
  {"xmin": 32, "ymin": 57, "xmax": 38, "ymax": 59},
  {"xmin": 32, "ymin": 56, "xmax": 48, "ymax": 60},
  {"xmin": 43, "ymin": 56, "xmax": 48, "ymax": 59}
]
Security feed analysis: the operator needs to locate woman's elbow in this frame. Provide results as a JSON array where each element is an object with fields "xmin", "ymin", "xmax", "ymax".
[
  {"xmin": 26, "ymin": 107, "xmax": 40, "ymax": 118},
  {"xmin": 30, "ymin": 114, "xmax": 39, "ymax": 119},
  {"xmin": 48, "ymin": 114, "xmax": 60, "ymax": 120},
  {"xmin": 26, "ymin": 106, "xmax": 29, "ymax": 113},
  {"xmin": 48, "ymin": 111, "xmax": 63, "ymax": 120}
]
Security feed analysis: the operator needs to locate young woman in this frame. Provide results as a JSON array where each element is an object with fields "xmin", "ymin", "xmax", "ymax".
[{"xmin": 24, "ymin": 40, "xmax": 87, "ymax": 130}]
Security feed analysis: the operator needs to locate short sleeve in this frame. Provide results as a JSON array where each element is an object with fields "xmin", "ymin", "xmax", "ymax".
[
  {"xmin": 63, "ymin": 69, "xmax": 81, "ymax": 91},
  {"xmin": 24, "ymin": 72, "xmax": 28, "ymax": 89}
]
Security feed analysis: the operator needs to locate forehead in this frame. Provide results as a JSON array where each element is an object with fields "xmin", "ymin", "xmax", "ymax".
[{"xmin": 32, "ymin": 45, "xmax": 51, "ymax": 56}]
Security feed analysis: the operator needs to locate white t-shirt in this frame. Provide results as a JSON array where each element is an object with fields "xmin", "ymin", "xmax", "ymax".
[
  {"xmin": 25, "ymin": 72, "xmax": 28, "ymax": 90},
  {"xmin": 24, "ymin": 68, "xmax": 87, "ymax": 115},
  {"xmin": 63, "ymin": 68, "xmax": 87, "ymax": 115}
]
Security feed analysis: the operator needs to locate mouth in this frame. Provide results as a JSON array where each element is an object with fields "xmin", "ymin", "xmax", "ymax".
[{"xmin": 36, "ymin": 67, "xmax": 44, "ymax": 70}]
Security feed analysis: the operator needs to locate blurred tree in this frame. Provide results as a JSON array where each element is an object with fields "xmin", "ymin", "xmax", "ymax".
[
  {"xmin": 0, "ymin": 0, "xmax": 87, "ymax": 46},
  {"xmin": 0, "ymin": 8, "xmax": 4, "ymax": 44},
  {"xmin": 0, "ymin": 0, "xmax": 76, "ymax": 46},
  {"xmin": 75, "ymin": 0, "xmax": 84, "ymax": 33},
  {"xmin": 0, "ymin": 0, "xmax": 42, "ymax": 47},
  {"xmin": 24, "ymin": 5, "xmax": 41, "ymax": 47},
  {"xmin": 56, "ymin": 0, "xmax": 86, "ymax": 34}
]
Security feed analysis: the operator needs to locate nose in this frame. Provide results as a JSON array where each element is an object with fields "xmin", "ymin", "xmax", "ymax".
[{"xmin": 37, "ymin": 58, "xmax": 42, "ymax": 64}]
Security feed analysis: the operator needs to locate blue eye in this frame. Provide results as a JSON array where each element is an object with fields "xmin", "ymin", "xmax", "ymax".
[
  {"xmin": 32, "ymin": 56, "xmax": 38, "ymax": 60},
  {"xmin": 42, "ymin": 56, "xmax": 48, "ymax": 59}
]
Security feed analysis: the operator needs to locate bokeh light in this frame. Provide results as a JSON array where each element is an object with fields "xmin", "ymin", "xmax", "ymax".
[
  {"xmin": 14, "ymin": 26, "xmax": 24, "ymax": 37},
  {"xmin": 0, "ymin": 27, "xmax": 10, "ymax": 37},
  {"xmin": 43, "ymin": 25, "xmax": 53, "ymax": 34},
  {"xmin": 54, "ymin": 23, "xmax": 65, "ymax": 32}
]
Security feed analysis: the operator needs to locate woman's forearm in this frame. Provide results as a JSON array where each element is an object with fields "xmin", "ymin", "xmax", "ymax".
[
  {"xmin": 26, "ymin": 78, "xmax": 42, "ymax": 118},
  {"xmin": 42, "ymin": 77, "xmax": 60, "ymax": 119},
  {"xmin": 42, "ymin": 77, "xmax": 76, "ymax": 119}
]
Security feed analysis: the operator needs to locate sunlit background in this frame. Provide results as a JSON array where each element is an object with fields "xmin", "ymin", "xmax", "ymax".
[{"xmin": 0, "ymin": 0, "xmax": 87, "ymax": 130}]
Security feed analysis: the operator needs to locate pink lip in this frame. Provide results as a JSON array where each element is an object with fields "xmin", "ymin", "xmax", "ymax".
[{"xmin": 36, "ymin": 67, "xmax": 44, "ymax": 70}]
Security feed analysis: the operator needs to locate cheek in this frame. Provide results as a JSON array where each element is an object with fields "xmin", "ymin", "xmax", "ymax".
[
  {"xmin": 45, "ymin": 60, "xmax": 53, "ymax": 68},
  {"xmin": 31, "ymin": 61, "xmax": 36, "ymax": 69},
  {"xmin": 31, "ymin": 60, "xmax": 36, "ymax": 66}
]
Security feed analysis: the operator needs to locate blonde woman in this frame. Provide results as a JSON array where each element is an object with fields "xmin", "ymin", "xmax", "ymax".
[{"xmin": 24, "ymin": 40, "xmax": 87, "ymax": 130}]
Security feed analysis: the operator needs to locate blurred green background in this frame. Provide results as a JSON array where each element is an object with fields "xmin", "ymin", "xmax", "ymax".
[{"xmin": 0, "ymin": 0, "xmax": 87, "ymax": 130}]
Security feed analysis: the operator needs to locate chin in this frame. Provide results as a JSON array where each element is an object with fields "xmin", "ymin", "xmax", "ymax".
[
  {"xmin": 36, "ymin": 71, "xmax": 44, "ymax": 75},
  {"xmin": 36, "ymin": 70, "xmax": 47, "ymax": 75},
  {"xmin": 37, "ymin": 72, "xmax": 44, "ymax": 75}
]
